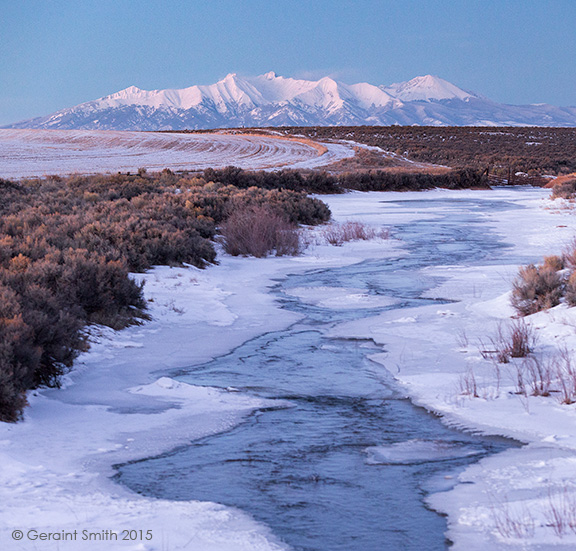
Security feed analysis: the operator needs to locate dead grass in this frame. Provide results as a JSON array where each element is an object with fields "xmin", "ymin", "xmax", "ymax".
[
  {"xmin": 545, "ymin": 489, "xmax": 576, "ymax": 537},
  {"xmin": 555, "ymin": 346, "xmax": 576, "ymax": 404},
  {"xmin": 321, "ymin": 221, "xmax": 389, "ymax": 246},
  {"xmin": 482, "ymin": 321, "xmax": 536, "ymax": 364},
  {"xmin": 490, "ymin": 498, "xmax": 536, "ymax": 539},
  {"xmin": 523, "ymin": 356, "xmax": 554, "ymax": 397},
  {"xmin": 459, "ymin": 368, "xmax": 479, "ymax": 397},
  {"xmin": 508, "ymin": 320, "xmax": 536, "ymax": 358}
]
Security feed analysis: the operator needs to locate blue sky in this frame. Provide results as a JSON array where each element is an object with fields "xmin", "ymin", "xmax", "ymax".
[{"xmin": 1, "ymin": 0, "xmax": 575, "ymax": 125}]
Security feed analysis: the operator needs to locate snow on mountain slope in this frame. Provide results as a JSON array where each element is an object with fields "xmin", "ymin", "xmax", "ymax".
[
  {"xmin": 5, "ymin": 72, "xmax": 576, "ymax": 130},
  {"xmin": 94, "ymin": 74, "xmax": 397, "ymax": 112},
  {"xmin": 381, "ymin": 75, "xmax": 476, "ymax": 102}
]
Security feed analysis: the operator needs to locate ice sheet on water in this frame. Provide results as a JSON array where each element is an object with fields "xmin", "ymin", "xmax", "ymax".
[
  {"xmin": 365, "ymin": 439, "xmax": 484, "ymax": 465},
  {"xmin": 284, "ymin": 286, "xmax": 398, "ymax": 310}
]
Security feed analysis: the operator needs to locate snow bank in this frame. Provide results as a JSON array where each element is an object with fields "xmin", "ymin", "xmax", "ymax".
[{"xmin": 326, "ymin": 188, "xmax": 576, "ymax": 549}]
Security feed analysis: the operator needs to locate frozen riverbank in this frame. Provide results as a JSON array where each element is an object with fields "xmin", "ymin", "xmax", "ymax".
[
  {"xmin": 326, "ymin": 188, "xmax": 576, "ymax": 549},
  {"xmin": 1, "ymin": 187, "xmax": 575, "ymax": 550}
]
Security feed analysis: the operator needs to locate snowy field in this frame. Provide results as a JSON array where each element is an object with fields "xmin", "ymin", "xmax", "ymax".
[
  {"xmin": 2, "ymin": 187, "xmax": 576, "ymax": 550},
  {"xmin": 0, "ymin": 129, "xmax": 355, "ymax": 179}
]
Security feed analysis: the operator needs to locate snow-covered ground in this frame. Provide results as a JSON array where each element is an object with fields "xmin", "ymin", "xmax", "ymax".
[
  {"xmin": 325, "ymin": 189, "xmax": 576, "ymax": 549},
  {"xmin": 0, "ymin": 129, "xmax": 354, "ymax": 179},
  {"xmin": 2, "ymin": 187, "xmax": 576, "ymax": 550}
]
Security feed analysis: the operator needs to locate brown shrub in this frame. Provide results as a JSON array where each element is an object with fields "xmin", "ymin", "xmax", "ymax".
[
  {"xmin": 321, "ymin": 221, "xmax": 388, "ymax": 246},
  {"xmin": 511, "ymin": 264, "xmax": 563, "ymax": 316},
  {"xmin": 0, "ymin": 170, "xmax": 332, "ymax": 421},
  {"xmin": 551, "ymin": 179, "xmax": 576, "ymax": 200},
  {"xmin": 508, "ymin": 320, "xmax": 536, "ymax": 358},
  {"xmin": 564, "ymin": 272, "xmax": 576, "ymax": 306},
  {"xmin": 543, "ymin": 255, "xmax": 564, "ymax": 271},
  {"xmin": 221, "ymin": 205, "xmax": 301, "ymax": 257}
]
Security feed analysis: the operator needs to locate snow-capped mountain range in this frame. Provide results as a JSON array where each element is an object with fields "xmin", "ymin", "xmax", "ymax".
[{"xmin": 6, "ymin": 72, "xmax": 576, "ymax": 130}]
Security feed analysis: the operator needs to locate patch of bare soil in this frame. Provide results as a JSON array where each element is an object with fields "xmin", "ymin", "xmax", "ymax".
[{"xmin": 318, "ymin": 146, "xmax": 450, "ymax": 175}]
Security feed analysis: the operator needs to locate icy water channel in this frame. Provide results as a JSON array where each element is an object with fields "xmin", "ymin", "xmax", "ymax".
[{"xmin": 117, "ymin": 193, "xmax": 532, "ymax": 550}]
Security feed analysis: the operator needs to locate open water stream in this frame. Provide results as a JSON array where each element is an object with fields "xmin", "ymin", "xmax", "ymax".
[{"xmin": 116, "ymin": 194, "xmax": 530, "ymax": 550}]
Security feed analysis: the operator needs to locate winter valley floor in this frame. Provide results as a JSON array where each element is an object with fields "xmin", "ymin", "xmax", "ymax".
[{"xmin": 2, "ymin": 187, "xmax": 576, "ymax": 550}]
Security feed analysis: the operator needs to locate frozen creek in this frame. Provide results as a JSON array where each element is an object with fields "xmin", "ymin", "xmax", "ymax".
[{"xmin": 114, "ymin": 194, "xmax": 535, "ymax": 550}]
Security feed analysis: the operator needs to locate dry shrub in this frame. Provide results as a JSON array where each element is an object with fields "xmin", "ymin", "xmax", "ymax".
[
  {"xmin": 203, "ymin": 166, "xmax": 341, "ymax": 194},
  {"xmin": 511, "ymin": 264, "xmax": 563, "ymax": 316},
  {"xmin": 274, "ymin": 226, "xmax": 302, "ymax": 257},
  {"xmin": 543, "ymin": 255, "xmax": 564, "ymax": 271},
  {"xmin": 459, "ymin": 368, "xmax": 478, "ymax": 397},
  {"xmin": 203, "ymin": 165, "xmax": 491, "ymax": 194},
  {"xmin": 546, "ymin": 489, "xmax": 576, "ymax": 537},
  {"xmin": 0, "ymin": 170, "xmax": 332, "ymax": 421},
  {"xmin": 555, "ymin": 347, "xmax": 576, "ymax": 404},
  {"xmin": 551, "ymin": 178, "xmax": 576, "ymax": 200},
  {"xmin": 488, "ymin": 321, "xmax": 536, "ymax": 364},
  {"xmin": 221, "ymin": 205, "xmax": 301, "ymax": 257},
  {"xmin": 508, "ymin": 320, "xmax": 536, "ymax": 358},
  {"xmin": 491, "ymin": 500, "xmax": 535, "ymax": 539},
  {"xmin": 321, "ymin": 221, "xmax": 387, "ymax": 246},
  {"xmin": 337, "ymin": 167, "xmax": 490, "ymax": 191},
  {"xmin": 514, "ymin": 348, "xmax": 576, "ymax": 404},
  {"xmin": 0, "ymin": 171, "xmax": 336, "ymax": 421},
  {"xmin": 523, "ymin": 356, "xmax": 554, "ymax": 396},
  {"xmin": 564, "ymin": 272, "xmax": 576, "ymax": 306},
  {"xmin": 563, "ymin": 239, "xmax": 576, "ymax": 273},
  {"xmin": 489, "ymin": 325, "xmax": 512, "ymax": 364}
]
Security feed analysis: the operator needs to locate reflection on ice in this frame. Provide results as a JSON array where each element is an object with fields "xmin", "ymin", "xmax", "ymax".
[{"xmin": 366, "ymin": 439, "xmax": 485, "ymax": 465}]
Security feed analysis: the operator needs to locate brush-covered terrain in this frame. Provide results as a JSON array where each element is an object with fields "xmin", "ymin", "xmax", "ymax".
[
  {"xmin": 0, "ymin": 168, "xmax": 332, "ymax": 421},
  {"xmin": 279, "ymin": 126, "xmax": 576, "ymax": 180}
]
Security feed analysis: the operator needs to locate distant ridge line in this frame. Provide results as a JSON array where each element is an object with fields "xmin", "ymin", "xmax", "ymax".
[{"xmin": 5, "ymin": 72, "xmax": 576, "ymax": 130}]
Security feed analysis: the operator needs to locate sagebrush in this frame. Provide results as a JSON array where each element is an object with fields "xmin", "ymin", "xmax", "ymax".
[{"xmin": 0, "ymin": 170, "xmax": 330, "ymax": 421}]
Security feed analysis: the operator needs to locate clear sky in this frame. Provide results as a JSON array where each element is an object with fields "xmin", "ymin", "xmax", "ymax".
[{"xmin": 1, "ymin": 0, "xmax": 575, "ymax": 125}]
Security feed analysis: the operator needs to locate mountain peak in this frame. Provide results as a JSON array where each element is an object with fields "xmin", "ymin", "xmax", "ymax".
[
  {"xmin": 107, "ymin": 85, "xmax": 143, "ymax": 99},
  {"xmin": 222, "ymin": 73, "xmax": 238, "ymax": 81},
  {"xmin": 264, "ymin": 71, "xmax": 277, "ymax": 80},
  {"xmin": 382, "ymin": 75, "xmax": 475, "ymax": 102},
  {"xmin": 122, "ymin": 85, "xmax": 142, "ymax": 93}
]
